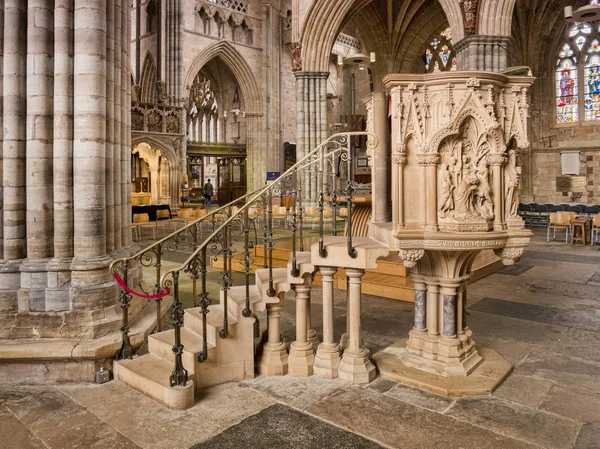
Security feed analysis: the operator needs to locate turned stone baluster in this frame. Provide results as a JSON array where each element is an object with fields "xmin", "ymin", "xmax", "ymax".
[
  {"xmin": 258, "ymin": 303, "xmax": 288, "ymax": 376},
  {"xmin": 314, "ymin": 267, "xmax": 341, "ymax": 378},
  {"xmin": 338, "ymin": 268, "xmax": 375, "ymax": 384},
  {"xmin": 288, "ymin": 283, "xmax": 314, "ymax": 376}
]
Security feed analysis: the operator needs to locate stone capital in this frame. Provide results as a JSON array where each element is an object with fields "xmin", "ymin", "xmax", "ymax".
[
  {"xmin": 417, "ymin": 154, "xmax": 440, "ymax": 166},
  {"xmin": 487, "ymin": 153, "xmax": 507, "ymax": 166},
  {"xmin": 392, "ymin": 153, "xmax": 407, "ymax": 166},
  {"xmin": 397, "ymin": 248, "xmax": 425, "ymax": 268}
]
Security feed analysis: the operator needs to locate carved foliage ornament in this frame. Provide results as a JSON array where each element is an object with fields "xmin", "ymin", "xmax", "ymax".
[
  {"xmin": 397, "ymin": 249, "xmax": 425, "ymax": 269},
  {"xmin": 417, "ymin": 154, "xmax": 441, "ymax": 165}
]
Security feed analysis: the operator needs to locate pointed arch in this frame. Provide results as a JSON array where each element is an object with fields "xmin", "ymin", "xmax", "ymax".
[
  {"xmin": 300, "ymin": 0, "xmax": 464, "ymax": 72},
  {"xmin": 131, "ymin": 135, "xmax": 180, "ymax": 166},
  {"xmin": 140, "ymin": 52, "xmax": 157, "ymax": 104},
  {"xmin": 478, "ymin": 0, "xmax": 516, "ymax": 37},
  {"xmin": 184, "ymin": 41, "xmax": 262, "ymax": 115}
]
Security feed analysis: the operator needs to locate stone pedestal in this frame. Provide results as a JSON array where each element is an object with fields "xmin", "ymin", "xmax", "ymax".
[
  {"xmin": 338, "ymin": 268, "xmax": 376, "ymax": 384},
  {"xmin": 258, "ymin": 303, "xmax": 288, "ymax": 376},
  {"xmin": 289, "ymin": 284, "xmax": 314, "ymax": 376},
  {"xmin": 314, "ymin": 267, "xmax": 341, "ymax": 378}
]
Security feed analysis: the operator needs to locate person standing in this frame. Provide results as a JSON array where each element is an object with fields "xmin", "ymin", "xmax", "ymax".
[{"xmin": 204, "ymin": 179, "xmax": 214, "ymax": 204}]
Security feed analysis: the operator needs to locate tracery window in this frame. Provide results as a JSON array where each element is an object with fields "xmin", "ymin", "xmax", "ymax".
[
  {"xmin": 423, "ymin": 27, "xmax": 457, "ymax": 73},
  {"xmin": 556, "ymin": 1, "xmax": 600, "ymax": 123},
  {"xmin": 146, "ymin": 0, "xmax": 158, "ymax": 33},
  {"xmin": 187, "ymin": 77, "xmax": 220, "ymax": 143}
]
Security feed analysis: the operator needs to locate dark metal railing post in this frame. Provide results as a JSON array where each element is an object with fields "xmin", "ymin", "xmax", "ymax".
[
  {"xmin": 154, "ymin": 247, "xmax": 163, "ymax": 333},
  {"xmin": 219, "ymin": 223, "xmax": 231, "ymax": 338},
  {"xmin": 290, "ymin": 168, "xmax": 299, "ymax": 277},
  {"xmin": 198, "ymin": 247, "xmax": 210, "ymax": 362},
  {"xmin": 242, "ymin": 206, "xmax": 252, "ymax": 317},
  {"xmin": 169, "ymin": 270, "xmax": 188, "ymax": 387},
  {"xmin": 266, "ymin": 188, "xmax": 276, "ymax": 297},
  {"xmin": 262, "ymin": 193, "xmax": 268, "ymax": 268},
  {"xmin": 345, "ymin": 136, "xmax": 357, "ymax": 258},
  {"xmin": 116, "ymin": 260, "xmax": 134, "ymax": 360},
  {"xmin": 318, "ymin": 144, "xmax": 327, "ymax": 257},
  {"xmin": 331, "ymin": 151, "xmax": 338, "ymax": 237},
  {"xmin": 298, "ymin": 171, "xmax": 304, "ymax": 252}
]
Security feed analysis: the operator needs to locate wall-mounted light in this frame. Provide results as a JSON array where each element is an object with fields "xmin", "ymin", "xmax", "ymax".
[
  {"xmin": 565, "ymin": 4, "xmax": 600, "ymax": 22},
  {"xmin": 370, "ymin": 52, "xmax": 376, "ymax": 63},
  {"xmin": 338, "ymin": 54, "xmax": 344, "ymax": 66}
]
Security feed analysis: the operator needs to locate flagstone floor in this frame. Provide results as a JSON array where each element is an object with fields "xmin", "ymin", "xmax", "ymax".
[{"xmin": 1, "ymin": 231, "xmax": 599, "ymax": 449}]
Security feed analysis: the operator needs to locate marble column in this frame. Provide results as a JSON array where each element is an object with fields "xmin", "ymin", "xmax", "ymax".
[
  {"xmin": 314, "ymin": 266, "xmax": 341, "ymax": 378},
  {"xmin": 288, "ymin": 283, "xmax": 314, "ymax": 376},
  {"xmin": 258, "ymin": 303, "xmax": 288, "ymax": 376},
  {"xmin": 338, "ymin": 268, "xmax": 376, "ymax": 384}
]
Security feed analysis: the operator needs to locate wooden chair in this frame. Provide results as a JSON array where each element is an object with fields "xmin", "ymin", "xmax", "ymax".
[
  {"xmin": 547, "ymin": 212, "xmax": 570, "ymax": 243},
  {"xmin": 175, "ymin": 208, "xmax": 194, "ymax": 228},
  {"xmin": 591, "ymin": 213, "xmax": 600, "ymax": 246},
  {"xmin": 194, "ymin": 209, "xmax": 208, "ymax": 220},
  {"xmin": 133, "ymin": 213, "xmax": 156, "ymax": 241},
  {"xmin": 156, "ymin": 209, "xmax": 176, "ymax": 234}
]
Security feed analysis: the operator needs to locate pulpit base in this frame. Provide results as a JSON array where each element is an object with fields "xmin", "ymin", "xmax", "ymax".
[{"xmin": 373, "ymin": 339, "xmax": 512, "ymax": 397}]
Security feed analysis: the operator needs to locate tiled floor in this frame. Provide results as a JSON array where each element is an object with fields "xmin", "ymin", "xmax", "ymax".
[{"xmin": 2, "ymin": 231, "xmax": 600, "ymax": 448}]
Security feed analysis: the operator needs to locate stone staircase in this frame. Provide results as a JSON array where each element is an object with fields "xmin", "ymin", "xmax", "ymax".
[{"xmin": 114, "ymin": 236, "xmax": 389, "ymax": 409}]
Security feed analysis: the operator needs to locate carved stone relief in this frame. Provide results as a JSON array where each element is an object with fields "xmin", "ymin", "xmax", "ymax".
[{"xmin": 438, "ymin": 118, "xmax": 494, "ymax": 224}]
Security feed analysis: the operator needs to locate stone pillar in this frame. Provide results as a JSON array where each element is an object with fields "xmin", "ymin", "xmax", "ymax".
[
  {"xmin": 3, "ymin": 0, "xmax": 27, "ymax": 261},
  {"xmin": 454, "ymin": 36, "xmax": 512, "ymax": 72},
  {"xmin": 113, "ymin": 0, "xmax": 122, "ymax": 251},
  {"xmin": 489, "ymin": 154, "xmax": 506, "ymax": 231},
  {"xmin": 314, "ymin": 266, "xmax": 341, "ymax": 378},
  {"xmin": 258, "ymin": 303, "xmax": 288, "ymax": 376},
  {"xmin": 306, "ymin": 289, "xmax": 319, "ymax": 347},
  {"xmin": 122, "ymin": 0, "xmax": 132, "ymax": 247},
  {"xmin": 294, "ymin": 71, "xmax": 329, "ymax": 204},
  {"xmin": 105, "ymin": 0, "xmax": 115, "ymax": 254},
  {"xmin": 426, "ymin": 281, "xmax": 439, "ymax": 337},
  {"xmin": 339, "ymin": 268, "xmax": 375, "ymax": 384},
  {"xmin": 419, "ymin": 154, "xmax": 440, "ymax": 232},
  {"xmin": 288, "ymin": 283, "xmax": 314, "ymax": 376},
  {"xmin": 392, "ymin": 153, "xmax": 407, "ymax": 231},
  {"xmin": 369, "ymin": 92, "xmax": 391, "ymax": 223}
]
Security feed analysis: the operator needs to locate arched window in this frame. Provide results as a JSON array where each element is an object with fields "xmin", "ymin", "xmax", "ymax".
[
  {"xmin": 146, "ymin": 0, "xmax": 158, "ymax": 33},
  {"xmin": 555, "ymin": 1, "xmax": 600, "ymax": 123},
  {"xmin": 187, "ymin": 76, "xmax": 220, "ymax": 143},
  {"xmin": 423, "ymin": 27, "xmax": 457, "ymax": 73}
]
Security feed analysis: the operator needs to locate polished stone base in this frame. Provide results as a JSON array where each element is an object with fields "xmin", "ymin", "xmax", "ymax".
[
  {"xmin": 373, "ymin": 339, "xmax": 513, "ymax": 397},
  {"xmin": 314, "ymin": 344, "xmax": 341, "ymax": 379},
  {"xmin": 258, "ymin": 342, "xmax": 288, "ymax": 376},
  {"xmin": 339, "ymin": 347, "xmax": 376, "ymax": 384},
  {"xmin": 288, "ymin": 342, "xmax": 314, "ymax": 377}
]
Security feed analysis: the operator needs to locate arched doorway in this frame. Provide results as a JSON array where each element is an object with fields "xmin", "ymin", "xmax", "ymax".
[{"xmin": 131, "ymin": 141, "xmax": 179, "ymax": 208}]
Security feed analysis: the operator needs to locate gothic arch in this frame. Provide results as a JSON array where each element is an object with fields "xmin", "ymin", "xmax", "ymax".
[
  {"xmin": 131, "ymin": 135, "xmax": 180, "ymax": 167},
  {"xmin": 184, "ymin": 41, "xmax": 262, "ymax": 115},
  {"xmin": 478, "ymin": 0, "xmax": 516, "ymax": 37},
  {"xmin": 300, "ymin": 0, "xmax": 464, "ymax": 72},
  {"xmin": 140, "ymin": 52, "xmax": 157, "ymax": 103}
]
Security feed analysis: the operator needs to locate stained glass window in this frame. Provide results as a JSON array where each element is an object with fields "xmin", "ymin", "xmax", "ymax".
[
  {"xmin": 422, "ymin": 26, "xmax": 456, "ymax": 73},
  {"xmin": 554, "ymin": 2, "xmax": 600, "ymax": 124},
  {"xmin": 556, "ymin": 60, "xmax": 578, "ymax": 123}
]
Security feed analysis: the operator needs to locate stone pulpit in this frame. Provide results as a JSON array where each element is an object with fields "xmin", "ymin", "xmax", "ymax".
[{"xmin": 373, "ymin": 72, "xmax": 535, "ymax": 396}]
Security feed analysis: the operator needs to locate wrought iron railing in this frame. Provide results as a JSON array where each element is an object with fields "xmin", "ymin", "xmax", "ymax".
[{"xmin": 113, "ymin": 132, "xmax": 375, "ymax": 387}]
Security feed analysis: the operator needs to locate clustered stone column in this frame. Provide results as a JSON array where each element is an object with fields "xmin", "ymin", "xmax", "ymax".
[
  {"xmin": 294, "ymin": 72, "xmax": 328, "ymax": 203},
  {"xmin": 0, "ymin": 0, "xmax": 133, "ymax": 337},
  {"xmin": 454, "ymin": 36, "xmax": 511, "ymax": 72}
]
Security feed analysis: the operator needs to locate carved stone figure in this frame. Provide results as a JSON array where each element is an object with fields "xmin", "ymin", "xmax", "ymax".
[
  {"xmin": 290, "ymin": 42, "xmax": 302, "ymax": 72},
  {"xmin": 461, "ymin": 0, "xmax": 479, "ymax": 36},
  {"xmin": 474, "ymin": 158, "xmax": 493, "ymax": 219},
  {"xmin": 439, "ymin": 162, "xmax": 455, "ymax": 218},
  {"xmin": 454, "ymin": 173, "xmax": 479, "ymax": 216},
  {"xmin": 505, "ymin": 149, "xmax": 519, "ymax": 218}
]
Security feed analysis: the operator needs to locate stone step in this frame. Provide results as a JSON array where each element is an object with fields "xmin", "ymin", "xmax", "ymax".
[
  {"xmin": 311, "ymin": 236, "xmax": 389, "ymax": 270},
  {"xmin": 287, "ymin": 251, "xmax": 315, "ymax": 284},
  {"xmin": 114, "ymin": 354, "xmax": 194, "ymax": 410},
  {"xmin": 128, "ymin": 294, "xmax": 174, "ymax": 348},
  {"xmin": 220, "ymin": 285, "xmax": 262, "ymax": 317},
  {"xmin": 183, "ymin": 306, "xmax": 237, "ymax": 346},
  {"xmin": 148, "ymin": 328, "xmax": 217, "ymax": 375},
  {"xmin": 255, "ymin": 267, "xmax": 290, "ymax": 301}
]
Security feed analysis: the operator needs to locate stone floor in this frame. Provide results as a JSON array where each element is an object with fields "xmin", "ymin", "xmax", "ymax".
[{"xmin": 2, "ymin": 231, "xmax": 600, "ymax": 448}]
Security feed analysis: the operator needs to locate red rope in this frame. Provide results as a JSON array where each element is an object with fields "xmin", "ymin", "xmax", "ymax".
[{"xmin": 114, "ymin": 272, "xmax": 171, "ymax": 299}]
